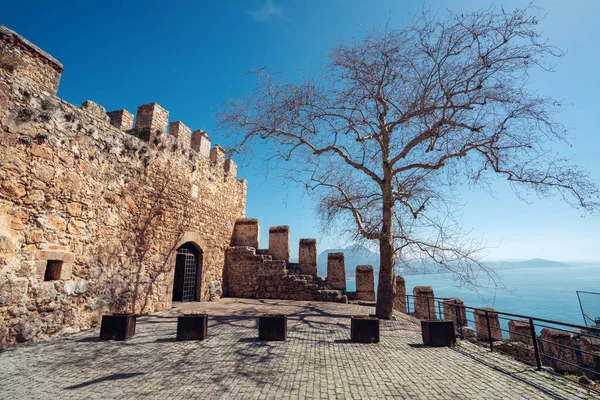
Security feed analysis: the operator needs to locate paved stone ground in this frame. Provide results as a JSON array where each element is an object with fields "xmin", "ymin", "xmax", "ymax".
[{"xmin": 0, "ymin": 298, "xmax": 598, "ymax": 399}]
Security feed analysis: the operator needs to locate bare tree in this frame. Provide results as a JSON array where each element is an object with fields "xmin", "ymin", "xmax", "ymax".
[{"xmin": 218, "ymin": 6, "xmax": 599, "ymax": 319}]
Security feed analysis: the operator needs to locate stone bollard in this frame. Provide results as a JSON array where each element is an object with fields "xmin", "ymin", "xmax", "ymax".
[
  {"xmin": 393, "ymin": 276, "xmax": 406, "ymax": 313},
  {"xmin": 355, "ymin": 265, "xmax": 375, "ymax": 301},
  {"xmin": 327, "ymin": 253, "xmax": 346, "ymax": 291},
  {"xmin": 473, "ymin": 308, "xmax": 502, "ymax": 342},
  {"xmin": 231, "ymin": 218, "xmax": 260, "ymax": 248},
  {"xmin": 540, "ymin": 328, "xmax": 579, "ymax": 373},
  {"xmin": 442, "ymin": 298, "xmax": 467, "ymax": 330},
  {"xmin": 579, "ymin": 331, "xmax": 600, "ymax": 374},
  {"xmin": 268, "ymin": 226, "xmax": 290, "ymax": 262},
  {"xmin": 298, "ymin": 239, "xmax": 317, "ymax": 276},
  {"xmin": 508, "ymin": 320, "xmax": 533, "ymax": 345},
  {"xmin": 412, "ymin": 286, "xmax": 436, "ymax": 320}
]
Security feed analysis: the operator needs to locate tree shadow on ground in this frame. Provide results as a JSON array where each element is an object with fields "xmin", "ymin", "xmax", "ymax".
[
  {"xmin": 451, "ymin": 346, "xmax": 579, "ymax": 400},
  {"xmin": 64, "ymin": 372, "xmax": 144, "ymax": 390}
]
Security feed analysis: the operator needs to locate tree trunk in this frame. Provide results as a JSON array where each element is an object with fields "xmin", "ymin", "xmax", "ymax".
[{"xmin": 375, "ymin": 179, "xmax": 395, "ymax": 319}]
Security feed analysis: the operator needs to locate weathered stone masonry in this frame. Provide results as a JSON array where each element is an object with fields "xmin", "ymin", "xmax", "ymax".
[{"xmin": 0, "ymin": 27, "xmax": 246, "ymax": 347}]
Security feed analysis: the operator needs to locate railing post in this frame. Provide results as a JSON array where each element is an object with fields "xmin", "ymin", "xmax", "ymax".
[
  {"xmin": 437, "ymin": 300, "xmax": 442, "ymax": 320},
  {"xmin": 406, "ymin": 295, "xmax": 410, "ymax": 313},
  {"xmin": 529, "ymin": 318, "xmax": 542, "ymax": 371},
  {"xmin": 486, "ymin": 310, "xmax": 494, "ymax": 352}
]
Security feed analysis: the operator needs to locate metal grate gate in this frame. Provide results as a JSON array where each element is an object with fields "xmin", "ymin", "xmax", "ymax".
[{"xmin": 178, "ymin": 246, "xmax": 197, "ymax": 302}]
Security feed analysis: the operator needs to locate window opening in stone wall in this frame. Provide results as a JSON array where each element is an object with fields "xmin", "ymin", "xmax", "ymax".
[{"xmin": 44, "ymin": 260, "xmax": 63, "ymax": 281}]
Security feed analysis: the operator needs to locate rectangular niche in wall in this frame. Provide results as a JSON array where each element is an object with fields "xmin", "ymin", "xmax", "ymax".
[{"xmin": 44, "ymin": 260, "xmax": 63, "ymax": 281}]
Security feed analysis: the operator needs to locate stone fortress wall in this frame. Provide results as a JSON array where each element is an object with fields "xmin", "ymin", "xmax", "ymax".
[
  {"xmin": 225, "ymin": 218, "xmax": 379, "ymax": 303},
  {"xmin": 0, "ymin": 27, "xmax": 247, "ymax": 347}
]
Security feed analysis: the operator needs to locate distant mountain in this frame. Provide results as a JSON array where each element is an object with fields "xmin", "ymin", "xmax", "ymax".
[
  {"xmin": 485, "ymin": 258, "xmax": 570, "ymax": 270},
  {"xmin": 317, "ymin": 244, "xmax": 380, "ymax": 278},
  {"xmin": 315, "ymin": 246, "xmax": 576, "ymax": 279}
]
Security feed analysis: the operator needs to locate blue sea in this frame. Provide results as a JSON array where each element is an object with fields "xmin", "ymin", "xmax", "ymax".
[{"xmin": 346, "ymin": 264, "xmax": 600, "ymax": 326}]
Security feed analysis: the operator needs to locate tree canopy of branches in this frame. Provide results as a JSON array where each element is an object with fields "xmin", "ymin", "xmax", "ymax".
[{"xmin": 218, "ymin": 6, "xmax": 599, "ymax": 319}]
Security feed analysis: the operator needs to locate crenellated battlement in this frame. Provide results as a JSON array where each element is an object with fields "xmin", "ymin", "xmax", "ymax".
[
  {"xmin": 0, "ymin": 27, "xmax": 248, "ymax": 347},
  {"xmin": 0, "ymin": 25, "xmax": 239, "ymax": 183},
  {"xmin": 227, "ymin": 218, "xmax": 375, "ymax": 304}
]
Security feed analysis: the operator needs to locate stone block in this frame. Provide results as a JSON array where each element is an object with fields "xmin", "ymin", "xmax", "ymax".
[
  {"xmin": 327, "ymin": 253, "xmax": 346, "ymax": 291},
  {"xmin": 210, "ymin": 145, "xmax": 226, "ymax": 166},
  {"xmin": 508, "ymin": 320, "xmax": 533, "ymax": 345},
  {"xmin": 0, "ymin": 26, "xmax": 63, "ymax": 95},
  {"xmin": 191, "ymin": 130, "xmax": 211, "ymax": 156},
  {"xmin": 298, "ymin": 239, "xmax": 317, "ymax": 276},
  {"xmin": 355, "ymin": 265, "xmax": 375, "ymax": 301},
  {"xmin": 442, "ymin": 297, "xmax": 467, "ymax": 330},
  {"xmin": 81, "ymin": 100, "xmax": 109, "ymax": 123},
  {"xmin": 107, "ymin": 109, "xmax": 134, "ymax": 131},
  {"xmin": 232, "ymin": 218, "xmax": 259, "ymax": 248},
  {"xmin": 474, "ymin": 308, "xmax": 502, "ymax": 342},
  {"xmin": 268, "ymin": 226, "xmax": 290, "ymax": 262},
  {"xmin": 540, "ymin": 328, "xmax": 578, "ymax": 373},
  {"xmin": 413, "ymin": 286, "xmax": 436, "ymax": 320},
  {"xmin": 394, "ymin": 276, "xmax": 406, "ymax": 313},
  {"xmin": 169, "ymin": 121, "xmax": 192, "ymax": 148},
  {"xmin": 224, "ymin": 158, "xmax": 237, "ymax": 179},
  {"xmin": 135, "ymin": 103, "xmax": 169, "ymax": 135}
]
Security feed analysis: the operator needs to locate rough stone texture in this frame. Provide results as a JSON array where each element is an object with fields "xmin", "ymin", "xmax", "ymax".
[
  {"xmin": 135, "ymin": 102, "xmax": 169, "ymax": 133},
  {"xmin": 210, "ymin": 144, "xmax": 226, "ymax": 166},
  {"xmin": 508, "ymin": 319, "xmax": 533, "ymax": 345},
  {"xmin": 81, "ymin": 100, "xmax": 110, "ymax": 123},
  {"xmin": 540, "ymin": 328, "xmax": 578, "ymax": 373},
  {"xmin": 0, "ymin": 298, "xmax": 594, "ymax": 400},
  {"xmin": 327, "ymin": 252, "xmax": 346, "ymax": 291},
  {"xmin": 0, "ymin": 31, "xmax": 247, "ymax": 348},
  {"xmin": 0, "ymin": 26, "xmax": 63, "ymax": 95},
  {"xmin": 495, "ymin": 341, "xmax": 537, "ymax": 365},
  {"xmin": 231, "ymin": 218, "xmax": 259, "ymax": 248},
  {"xmin": 298, "ymin": 238, "xmax": 317, "ymax": 276},
  {"xmin": 106, "ymin": 109, "xmax": 133, "ymax": 131},
  {"xmin": 169, "ymin": 121, "xmax": 192, "ymax": 148},
  {"xmin": 224, "ymin": 158, "xmax": 237, "ymax": 179},
  {"xmin": 191, "ymin": 129, "xmax": 210, "ymax": 157},
  {"xmin": 394, "ymin": 275, "xmax": 406, "ymax": 313},
  {"xmin": 268, "ymin": 225, "xmax": 290, "ymax": 262},
  {"xmin": 355, "ymin": 265, "xmax": 375, "ymax": 301},
  {"xmin": 474, "ymin": 308, "xmax": 503, "ymax": 342},
  {"xmin": 413, "ymin": 286, "xmax": 436, "ymax": 320},
  {"xmin": 577, "ymin": 332, "xmax": 600, "ymax": 377},
  {"xmin": 442, "ymin": 297, "xmax": 467, "ymax": 332},
  {"xmin": 226, "ymin": 246, "xmax": 344, "ymax": 302}
]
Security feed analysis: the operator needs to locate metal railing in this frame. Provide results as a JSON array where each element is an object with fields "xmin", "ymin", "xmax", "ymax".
[{"xmin": 405, "ymin": 294, "xmax": 600, "ymax": 381}]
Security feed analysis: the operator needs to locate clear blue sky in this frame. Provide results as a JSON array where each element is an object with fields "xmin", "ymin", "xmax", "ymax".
[{"xmin": 3, "ymin": 0, "xmax": 599, "ymax": 261}]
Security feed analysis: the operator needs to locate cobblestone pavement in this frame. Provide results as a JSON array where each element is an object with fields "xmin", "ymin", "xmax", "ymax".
[{"xmin": 0, "ymin": 298, "xmax": 597, "ymax": 399}]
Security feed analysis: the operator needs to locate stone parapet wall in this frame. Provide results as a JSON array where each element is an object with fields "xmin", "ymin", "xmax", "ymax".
[
  {"xmin": 394, "ymin": 276, "xmax": 406, "ymax": 313},
  {"xmin": 0, "ymin": 30, "xmax": 247, "ymax": 348},
  {"xmin": 327, "ymin": 253, "xmax": 346, "ymax": 291},
  {"xmin": 355, "ymin": 265, "xmax": 375, "ymax": 301},
  {"xmin": 442, "ymin": 297, "xmax": 466, "ymax": 328},
  {"xmin": 473, "ymin": 308, "xmax": 502, "ymax": 342},
  {"xmin": 412, "ymin": 286, "xmax": 436, "ymax": 320},
  {"xmin": 268, "ymin": 226, "xmax": 290, "ymax": 262},
  {"xmin": 225, "ymin": 246, "xmax": 345, "ymax": 302},
  {"xmin": 298, "ymin": 239, "xmax": 317, "ymax": 276},
  {"xmin": 231, "ymin": 218, "xmax": 260, "ymax": 248},
  {"xmin": 0, "ymin": 26, "xmax": 63, "ymax": 95}
]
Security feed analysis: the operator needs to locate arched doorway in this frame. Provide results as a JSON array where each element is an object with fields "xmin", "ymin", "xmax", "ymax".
[{"xmin": 172, "ymin": 242, "xmax": 203, "ymax": 302}]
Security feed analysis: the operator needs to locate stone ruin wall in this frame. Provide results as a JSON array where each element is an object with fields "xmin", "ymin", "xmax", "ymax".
[
  {"xmin": 0, "ymin": 27, "xmax": 246, "ymax": 348},
  {"xmin": 225, "ymin": 218, "xmax": 383, "ymax": 304}
]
